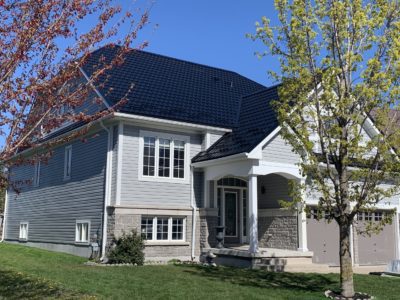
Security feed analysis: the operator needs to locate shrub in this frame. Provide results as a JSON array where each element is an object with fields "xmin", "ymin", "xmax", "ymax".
[{"xmin": 108, "ymin": 230, "xmax": 145, "ymax": 265}]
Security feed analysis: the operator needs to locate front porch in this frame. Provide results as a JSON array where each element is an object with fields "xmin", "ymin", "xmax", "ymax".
[{"xmin": 197, "ymin": 159, "xmax": 310, "ymax": 268}]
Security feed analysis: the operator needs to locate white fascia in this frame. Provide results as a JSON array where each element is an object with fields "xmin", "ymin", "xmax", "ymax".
[
  {"xmin": 247, "ymin": 126, "xmax": 282, "ymax": 159},
  {"xmin": 191, "ymin": 152, "xmax": 249, "ymax": 168},
  {"xmin": 114, "ymin": 112, "xmax": 231, "ymax": 134}
]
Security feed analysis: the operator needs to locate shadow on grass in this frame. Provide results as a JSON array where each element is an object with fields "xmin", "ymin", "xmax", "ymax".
[
  {"xmin": 178, "ymin": 264, "xmax": 339, "ymax": 292},
  {"xmin": 0, "ymin": 269, "xmax": 90, "ymax": 299}
]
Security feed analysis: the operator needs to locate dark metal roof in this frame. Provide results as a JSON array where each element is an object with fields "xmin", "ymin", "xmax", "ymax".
[
  {"xmin": 82, "ymin": 45, "xmax": 265, "ymax": 128},
  {"xmin": 192, "ymin": 85, "xmax": 280, "ymax": 162},
  {"xmin": 81, "ymin": 45, "xmax": 281, "ymax": 162}
]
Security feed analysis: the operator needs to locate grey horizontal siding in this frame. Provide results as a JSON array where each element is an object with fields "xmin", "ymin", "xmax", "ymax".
[
  {"xmin": 6, "ymin": 130, "xmax": 108, "ymax": 245},
  {"xmin": 258, "ymin": 174, "xmax": 291, "ymax": 209},
  {"xmin": 120, "ymin": 125, "xmax": 202, "ymax": 207},
  {"xmin": 262, "ymin": 133, "xmax": 300, "ymax": 164},
  {"xmin": 194, "ymin": 171, "xmax": 204, "ymax": 208}
]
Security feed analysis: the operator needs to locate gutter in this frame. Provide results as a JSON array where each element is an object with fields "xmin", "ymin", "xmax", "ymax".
[
  {"xmin": 8, "ymin": 113, "xmax": 114, "ymax": 162},
  {"xmin": 99, "ymin": 121, "xmax": 113, "ymax": 260},
  {"xmin": 190, "ymin": 166, "xmax": 197, "ymax": 260}
]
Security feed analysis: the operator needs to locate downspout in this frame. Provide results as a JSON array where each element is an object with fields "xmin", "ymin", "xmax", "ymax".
[
  {"xmin": 190, "ymin": 166, "xmax": 197, "ymax": 260},
  {"xmin": 1, "ymin": 187, "xmax": 8, "ymax": 242},
  {"xmin": 100, "ymin": 121, "xmax": 113, "ymax": 260}
]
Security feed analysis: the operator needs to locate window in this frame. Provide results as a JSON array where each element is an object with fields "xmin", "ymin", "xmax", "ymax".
[
  {"xmin": 357, "ymin": 212, "xmax": 363, "ymax": 221},
  {"xmin": 141, "ymin": 217, "xmax": 153, "ymax": 240},
  {"xmin": 140, "ymin": 131, "xmax": 189, "ymax": 181},
  {"xmin": 158, "ymin": 139, "xmax": 170, "ymax": 177},
  {"xmin": 64, "ymin": 145, "xmax": 72, "ymax": 180},
  {"xmin": 157, "ymin": 217, "xmax": 169, "ymax": 240},
  {"xmin": 173, "ymin": 141, "xmax": 185, "ymax": 178},
  {"xmin": 33, "ymin": 161, "xmax": 41, "ymax": 187},
  {"xmin": 143, "ymin": 137, "xmax": 155, "ymax": 176},
  {"xmin": 75, "ymin": 221, "xmax": 90, "ymax": 243},
  {"xmin": 141, "ymin": 216, "xmax": 186, "ymax": 242},
  {"xmin": 172, "ymin": 218, "xmax": 184, "ymax": 240},
  {"xmin": 365, "ymin": 212, "xmax": 373, "ymax": 221},
  {"xmin": 374, "ymin": 212, "xmax": 383, "ymax": 221},
  {"xmin": 19, "ymin": 222, "xmax": 28, "ymax": 240}
]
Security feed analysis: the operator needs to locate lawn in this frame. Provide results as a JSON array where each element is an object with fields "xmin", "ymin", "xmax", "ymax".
[{"xmin": 0, "ymin": 243, "xmax": 399, "ymax": 299}]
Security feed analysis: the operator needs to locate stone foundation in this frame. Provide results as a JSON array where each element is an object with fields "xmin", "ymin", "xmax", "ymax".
[
  {"xmin": 258, "ymin": 215, "xmax": 297, "ymax": 250},
  {"xmin": 106, "ymin": 207, "xmax": 202, "ymax": 261},
  {"xmin": 199, "ymin": 208, "xmax": 218, "ymax": 248}
]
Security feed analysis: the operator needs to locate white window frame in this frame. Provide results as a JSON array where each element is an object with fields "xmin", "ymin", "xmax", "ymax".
[
  {"xmin": 138, "ymin": 130, "xmax": 190, "ymax": 183},
  {"xmin": 33, "ymin": 161, "xmax": 41, "ymax": 187},
  {"xmin": 141, "ymin": 216, "xmax": 186, "ymax": 242},
  {"xmin": 64, "ymin": 145, "xmax": 72, "ymax": 181},
  {"xmin": 75, "ymin": 220, "xmax": 90, "ymax": 244},
  {"xmin": 19, "ymin": 222, "xmax": 29, "ymax": 240}
]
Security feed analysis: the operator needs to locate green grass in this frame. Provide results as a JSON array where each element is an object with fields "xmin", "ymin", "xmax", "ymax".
[{"xmin": 0, "ymin": 243, "xmax": 399, "ymax": 299}]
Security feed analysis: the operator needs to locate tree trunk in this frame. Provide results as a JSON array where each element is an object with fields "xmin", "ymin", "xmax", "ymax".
[{"xmin": 339, "ymin": 221, "xmax": 354, "ymax": 298}]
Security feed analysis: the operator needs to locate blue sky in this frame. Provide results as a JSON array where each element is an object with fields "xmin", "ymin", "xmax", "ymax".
[{"xmin": 133, "ymin": 0, "xmax": 280, "ymax": 87}]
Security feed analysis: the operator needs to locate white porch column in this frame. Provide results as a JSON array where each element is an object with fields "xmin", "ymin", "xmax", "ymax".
[
  {"xmin": 395, "ymin": 207, "xmax": 400, "ymax": 260},
  {"xmin": 297, "ymin": 182, "xmax": 308, "ymax": 252},
  {"xmin": 248, "ymin": 174, "xmax": 258, "ymax": 253}
]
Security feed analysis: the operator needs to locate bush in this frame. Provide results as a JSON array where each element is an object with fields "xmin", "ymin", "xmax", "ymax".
[{"xmin": 108, "ymin": 230, "xmax": 145, "ymax": 265}]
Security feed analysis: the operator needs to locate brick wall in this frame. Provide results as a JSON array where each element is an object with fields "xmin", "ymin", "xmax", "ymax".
[
  {"xmin": 258, "ymin": 216, "xmax": 298, "ymax": 250},
  {"xmin": 199, "ymin": 214, "xmax": 218, "ymax": 248}
]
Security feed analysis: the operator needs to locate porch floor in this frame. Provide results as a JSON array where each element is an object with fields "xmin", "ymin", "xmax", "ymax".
[{"xmin": 203, "ymin": 245, "xmax": 313, "ymax": 258}]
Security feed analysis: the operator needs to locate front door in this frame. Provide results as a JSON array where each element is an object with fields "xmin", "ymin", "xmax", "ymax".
[{"xmin": 224, "ymin": 191, "xmax": 238, "ymax": 240}]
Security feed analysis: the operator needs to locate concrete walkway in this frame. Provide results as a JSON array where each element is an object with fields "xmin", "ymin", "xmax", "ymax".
[{"xmin": 285, "ymin": 264, "xmax": 387, "ymax": 274}]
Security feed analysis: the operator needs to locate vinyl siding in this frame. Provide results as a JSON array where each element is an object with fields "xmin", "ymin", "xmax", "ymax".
[
  {"xmin": 6, "ymin": 129, "xmax": 108, "ymax": 244},
  {"xmin": 193, "ymin": 171, "xmax": 204, "ymax": 208},
  {"xmin": 262, "ymin": 133, "xmax": 300, "ymax": 165},
  {"xmin": 120, "ymin": 125, "xmax": 203, "ymax": 207},
  {"xmin": 258, "ymin": 174, "xmax": 291, "ymax": 209}
]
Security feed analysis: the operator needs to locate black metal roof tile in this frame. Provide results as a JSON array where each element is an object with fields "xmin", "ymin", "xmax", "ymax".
[
  {"xmin": 81, "ymin": 45, "xmax": 281, "ymax": 162},
  {"xmin": 192, "ymin": 85, "xmax": 280, "ymax": 162}
]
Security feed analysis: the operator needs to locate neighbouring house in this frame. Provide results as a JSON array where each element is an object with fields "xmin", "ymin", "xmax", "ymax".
[{"xmin": 2, "ymin": 45, "xmax": 399, "ymax": 267}]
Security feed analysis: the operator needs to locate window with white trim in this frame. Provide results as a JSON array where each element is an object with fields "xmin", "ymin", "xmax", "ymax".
[
  {"xmin": 374, "ymin": 212, "xmax": 383, "ymax": 221},
  {"xmin": 19, "ymin": 222, "xmax": 28, "ymax": 240},
  {"xmin": 33, "ymin": 161, "xmax": 41, "ymax": 187},
  {"xmin": 141, "ymin": 216, "xmax": 186, "ymax": 241},
  {"xmin": 139, "ymin": 131, "xmax": 189, "ymax": 181},
  {"xmin": 75, "ymin": 220, "xmax": 90, "ymax": 243},
  {"xmin": 64, "ymin": 145, "xmax": 72, "ymax": 180}
]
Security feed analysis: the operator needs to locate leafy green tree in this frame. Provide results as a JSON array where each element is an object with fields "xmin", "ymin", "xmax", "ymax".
[{"xmin": 251, "ymin": 0, "xmax": 400, "ymax": 297}]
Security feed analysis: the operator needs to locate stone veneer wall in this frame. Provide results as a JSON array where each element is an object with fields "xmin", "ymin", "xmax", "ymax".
[
  {"xmin": 258, "ymin": 215, "xmax": 298, "ymax": 250},
  {"xmin": 199, "ymin": 209, "xmax": 218, "ymax": 249},
  {"xmin": 106, "ymin": 207, "xmax": 202, "ymax": 261}
]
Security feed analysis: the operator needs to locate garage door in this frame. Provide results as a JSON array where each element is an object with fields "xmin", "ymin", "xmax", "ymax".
[
  {"xmin": 307, "ymin": 212, "xmax": 340, "ymax": 266},
  {"xmin": 356, "ymin": 211, "xmax": 396, "ymax": 265}
]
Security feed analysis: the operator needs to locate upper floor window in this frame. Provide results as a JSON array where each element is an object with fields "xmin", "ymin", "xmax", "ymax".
[
  {"xmin": 64, "ymin": 145, "xmax": 72, "ymax": 180},
  {"xmin": 139, "ymin": 130, "xmax": 189, "ymax": 182},
  {"xmin": 33, "ymin": 161, "xmax": 41, "ymax": 187}
]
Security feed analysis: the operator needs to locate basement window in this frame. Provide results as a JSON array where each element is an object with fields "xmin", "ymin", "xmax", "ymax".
[
  {"xmin": 75, "ymin": 220, "xmax": 90, "ymax": 243},
  {"xmin": 141, "ymin": 216, "xmax": 186, "ymax": 242},
  {"xmin": 19, "ymin": 222, "xmax": 29, "ymax": 240}
]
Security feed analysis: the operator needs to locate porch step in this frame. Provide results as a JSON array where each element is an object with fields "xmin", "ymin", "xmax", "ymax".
[{"xmin": 255, "ymin": 257, "xmax": 315, "ymax": 272}]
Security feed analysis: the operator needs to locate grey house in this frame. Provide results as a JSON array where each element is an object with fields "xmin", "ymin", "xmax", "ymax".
[{"xmin": 3, "ymin": 45, "xmax": 400, "ymax": 267}]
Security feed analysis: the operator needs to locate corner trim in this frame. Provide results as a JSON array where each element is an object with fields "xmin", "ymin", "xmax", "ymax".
[{"xmin": 115, "ymin": 122, "xmax": 124, "ymax": 205}]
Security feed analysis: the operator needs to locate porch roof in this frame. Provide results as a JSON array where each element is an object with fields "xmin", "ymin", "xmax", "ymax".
[{"xmin": 192, "ymin": 85, "xmax": 280, "ymax": 163}]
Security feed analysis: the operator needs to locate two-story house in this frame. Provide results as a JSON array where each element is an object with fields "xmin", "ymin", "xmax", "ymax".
[{"xmin": 2, "ymin": 45, "xmax": 399, "ymax": 267}]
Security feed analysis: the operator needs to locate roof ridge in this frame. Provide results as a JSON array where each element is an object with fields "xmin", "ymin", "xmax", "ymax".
[
  {"xmin": 242, "ymin": 83, "xmax": 281, "ymax": 99},
  {"xmin": 92, "ymin": 44, "xmax": 268, "ymax": 86}
]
